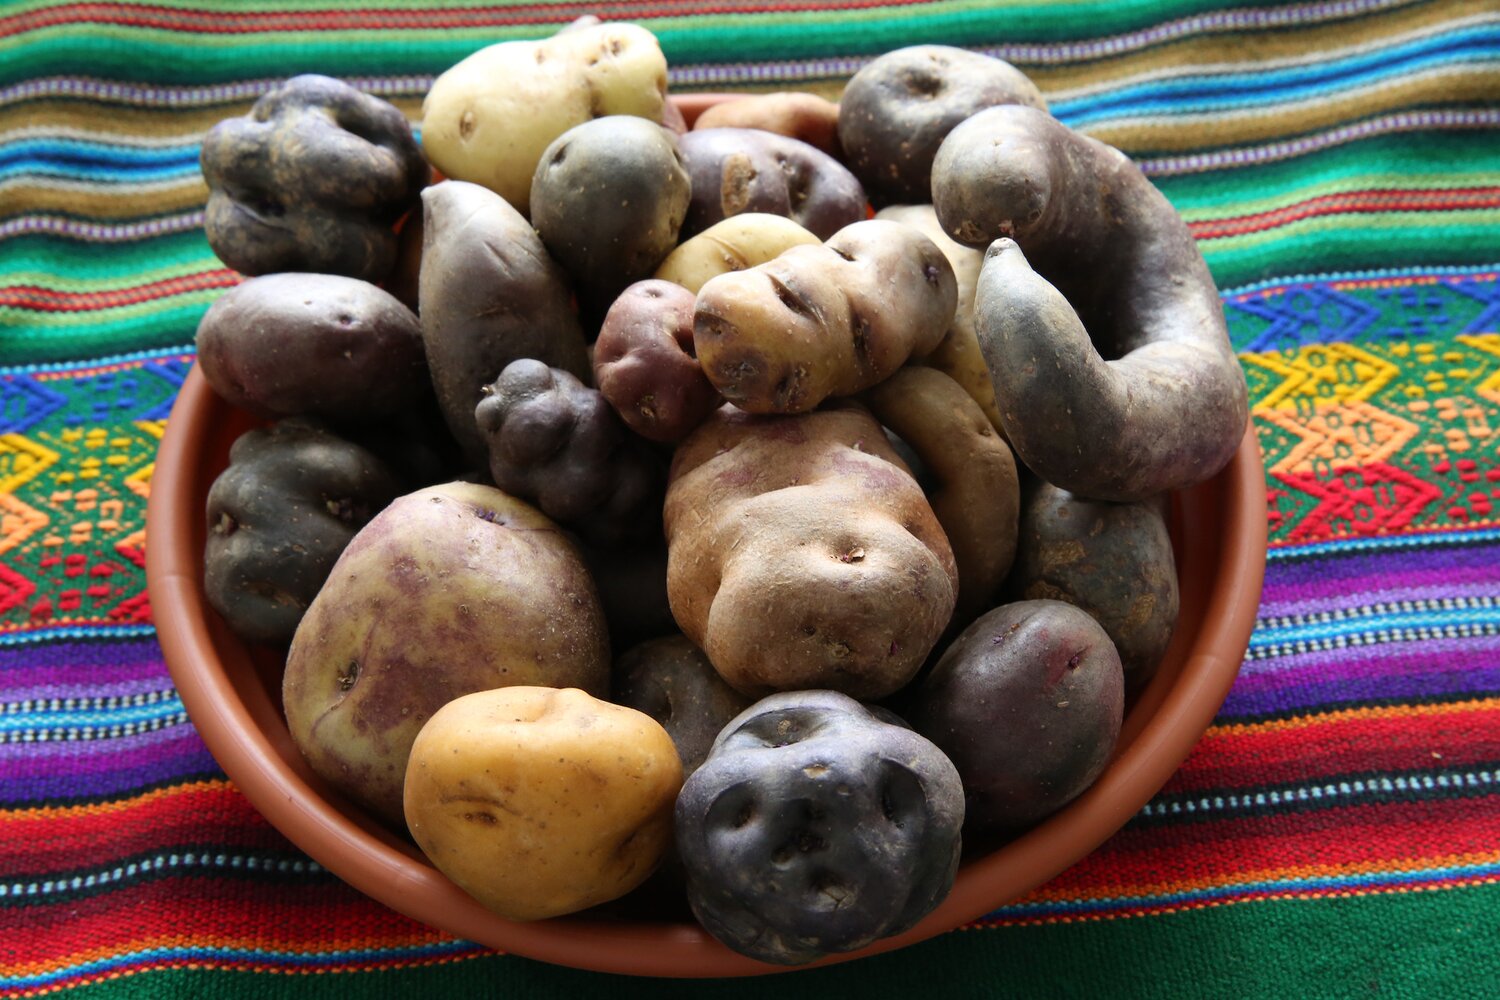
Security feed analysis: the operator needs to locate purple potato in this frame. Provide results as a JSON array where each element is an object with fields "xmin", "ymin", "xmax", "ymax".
[{"xmin": 909, "ymin": 600, "xmax": 1124, "ymax": 836}]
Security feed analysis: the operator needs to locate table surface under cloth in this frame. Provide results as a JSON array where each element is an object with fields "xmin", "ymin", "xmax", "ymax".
[{"xmin": 3, "ymin": 1, "xmax": 1499, "ymax": 996}]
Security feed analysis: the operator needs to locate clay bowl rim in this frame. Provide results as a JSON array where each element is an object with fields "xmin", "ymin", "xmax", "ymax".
[{"xmin": 148, "ymin": 363, "xmax": 1265, "ymax": 978}]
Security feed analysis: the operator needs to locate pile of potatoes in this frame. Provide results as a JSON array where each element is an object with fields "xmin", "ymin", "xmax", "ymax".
[{"xmin": 196, "ymin": 18, "xmax": 1247, "ymax": 966}]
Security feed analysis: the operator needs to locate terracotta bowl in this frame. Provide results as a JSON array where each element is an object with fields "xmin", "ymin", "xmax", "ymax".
[{"xmin": 146, "ymin": 94, "xmax": 1267, "ymax": 978}]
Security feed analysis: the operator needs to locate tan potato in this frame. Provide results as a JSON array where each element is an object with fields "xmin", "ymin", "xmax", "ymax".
[
  {"xmin": 420, "ymin": 22, "xmax": 668, "ymax": 214},
  {"xmin": 692, "ymin": 92, "xmax": 842, "ymax": 158},
  {"xmin": 665, "ymin": 404, "xmax": 957, "ymax": 700},
  {"xmin": 283, "ymin": 482, "xmax": 610, "ymax": 826},
  {"xmin": 862, "ymin": 367, "xmax": 1018, "ymax": 628},
  {"xmin": 694, "ymin": 220, "xmax": 956, "ymax": 413},
  {"xmin": 874, "ymin": 205, "xmax": 1002, "ymax": 434},
  {"xmin": 404, "ymin": 687, "xmax": 682, "ymax": 921},
  {"xmin": 653, "ymin": 213, "xmax": 820, "ymax": 295}
]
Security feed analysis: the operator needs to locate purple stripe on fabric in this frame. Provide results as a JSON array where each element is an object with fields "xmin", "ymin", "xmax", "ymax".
[
  {"xmin": 0, "ymin": 639, "xmax": 171, "ymax": 691},
  {"xmin": 1221, "ymin": 636, "xmax": 1500, "ymax": 717},
  {"xmin": 3, "ymin": 675, "xmax": 178, "ymax": 704},
  {"xmin": 1260, "ymin": 540, "xmax": 1500, "ymax": 607},
  {"xmin": 1259, "ymin": 581, "xmax": 1500, "ymax": 621},
  {"xmin": 0, "ymin": 727, "xmax": 218, "ymax": 802}
]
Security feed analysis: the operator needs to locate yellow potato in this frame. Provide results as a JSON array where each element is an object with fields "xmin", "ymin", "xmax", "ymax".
[
  {"xmin": 874, "ymin": 204, "xmax": 1004, "ymax": 434},
  {"xmin": 403, "ymin": 687, "xmax": 683, "ymax": 921},
  {"xmin": 653, "ymin": 213, "xmax": 820, "ymax": 294},
  {"xmin": 420, "ymin": 23, "xmax": 668, "ymax": 214}
]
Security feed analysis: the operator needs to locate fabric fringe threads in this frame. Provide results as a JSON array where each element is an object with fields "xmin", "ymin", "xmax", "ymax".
[{"xmin": 2, "ymin": 0, "xmax": 1499, "ymax": 994}]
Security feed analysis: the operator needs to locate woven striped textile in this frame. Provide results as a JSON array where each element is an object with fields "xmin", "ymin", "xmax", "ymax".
[{"xmin": 3, "ymin": 0, "xmax": 1498, "ymax": 995}]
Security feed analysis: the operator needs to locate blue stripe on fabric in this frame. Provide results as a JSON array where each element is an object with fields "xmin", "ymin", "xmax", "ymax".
[{"xmin": 1051, "ymin": 25, "xmax": 1500, "ymax": 123}]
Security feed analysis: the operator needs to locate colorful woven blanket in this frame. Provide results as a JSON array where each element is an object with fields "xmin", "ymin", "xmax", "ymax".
[{"xmin": 3, "ymin": 1, "xmax": 1498, "ymax": 996}]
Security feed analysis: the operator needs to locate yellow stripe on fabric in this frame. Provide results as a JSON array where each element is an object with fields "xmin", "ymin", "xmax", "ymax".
[{"xmin": 0, "ymin": 180, "xmax": 208, "ymax": 219}]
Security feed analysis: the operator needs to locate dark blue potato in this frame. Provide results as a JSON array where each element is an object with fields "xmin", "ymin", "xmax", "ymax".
[
  {"xmin": 676, "ymin": 690, "xmax": 964, "ymax": 965},
  {"xmin": 200, "ymin": 75, "xmax": 428, "ymax": 282},
  {"xmin": 679, "ymin": 128, "xmax": 866, "ymax": 240},
  {"xmin": 909, "ymin": 600, "xmax": 1124, "ymax": 837},
  {"xmin": 475, "ymin": 359, "xmax": 663, "ymax": 546},
  {"xmin": 204, "ymin": 419, "xmax": 403, "ymax": 645},
  {"xmin": 1011, "ymin": 483, "xmax": 1179, "ymax": 692},
  {"xmin": 613, "ymin": 635, "xmax": 753, "ymax": 775}
]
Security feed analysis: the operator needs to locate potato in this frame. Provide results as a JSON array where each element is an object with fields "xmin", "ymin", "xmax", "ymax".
[
  {"xmin": 873, "ymin": 205, "xmax": 1001, "ymax": 434},
  {"xmin": 200, "ymin": 75, "xmax": 428, "ymax": 282},
  {"xmin": 205, "ymin": 419, "xmax": 402, "ymax": 645},
  {"xmin": 475, "ymin": 360, "xmax": 664, "ymax": 546},
  {"xmin": 839, "ymin": 46, "xmax": 1045, "ymax": 207},
  {"xmin": 577, "ymin": 539, "xmax": 677, "ymax": 652},
  {"xmin": 1011, "ymin": 483, "xmax": 1179, "ymax": 692},
  {"xmin": 593, "ymin": 280, "xmax": 719, "ymax": 443},
  {"xmin": 653, "ymin": 213, "xmax": 820, "ymax": 295},
  {"xmin": 694, "ymin": 219, "xmax": 956, "ymax": 414},
  {"xmin": 679, "ymin": 128, "xmax": 865, "ymax": 240},
  {"xmin": 861, "ymin": 368, "xmax": 1018, "ymax": 629},
  {"xmin": 530, "ymin": 116, "xmax": 691, "ymax": 313},
  {"xmin": 404, "ymin": 687, "xmax": 682, "ymax": 921},
  {"xmin": 692, "ymin": 92, "xmax": 842, "ymax": 158},
  {"xmin": 420, "ymin": 22, "xmax": 668, "ymax": 215},
  {"xmin": 932, "ymin": 106, "xmax": 1248, "ymax": 500},
  {"xmin": 675, "ymin": 691, "xmax": 963, "ymax": 965},
  {"xmin": 613, "ymin": 635, "xmax": 753, "ymax": 775},
  {"xmin": 908, "ymin": 600, "xmax": 1124, "ymax": 836},
  {"xmin": 418, "ymin": 181, "xmax": 590, "ymax": 464},
  {"xmin": 195, "ymin": 272, "xmax": 427, "ymax": 423},
  {"xmin": 665, "ymin": 405, "xmax": 957, "ymax": 700},
  {"xmin": 283, "ymin": 482, "xmax": 610, "ymax": 825}
]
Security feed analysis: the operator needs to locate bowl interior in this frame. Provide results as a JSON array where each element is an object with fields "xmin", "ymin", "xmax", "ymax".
[{"xmin": 148, "ymin": 363, "xmax": 1265, "ymax": 977}]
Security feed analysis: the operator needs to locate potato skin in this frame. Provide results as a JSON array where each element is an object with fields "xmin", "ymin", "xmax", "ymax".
[
  {"xmin": 593, "ymin": 280, "xmax": 719, "ymax": 443},
  {"xmin": 195, "ymin": 273, "xmax": 427, "ymax": 422},
  {"xmin": 679, "ymin": 128, "xmax": 865, "ymax": 240},
  {"xmin": 838, "ymin": 46, "xmax": 1045, "ymax": 207},
  {"xmin": 204, "ymin": 419, "xmax": 402, "ymax": 645},
  {"xmin": 1012, "ymin": 484, "xmax": 1178, "ymax": 692},
  {"xmin": 665, "ymin": 405, "xmax": 957, "ymax": 700},
  {"xmin": 861, "ymin": 368, "xmax": 1018, "ymax": 629},
  {"xmin": 200, "ymin": 74, "xmax": 428, "ymax": 282},
  {"xmin": 613, "ymin": 635, "xmax": 753, "ymax": 774},
  {"xmin": 418, "ymin": 181, "xmax": 590, "ymax": 464},
  {"xmin": 675, "ymin": 690, "xmax": 964, "ymax": 965},
  {"xmin": 530, "ymin": 117, "xmax": 691, "ymax": 310},
  {"xmin": 693, "ymin": 92, "xmax": 842, "ymax": 159},
  {"xmin": 873, "ymin": 205, "xmax": 1001, "ymax": 434},
  {"xmin": 932, "ymin": 106, "xmax": 1248, "ymax": 500},
  {"xmin": 653, "ymin": 213, "xmax": 820, "ymax": 295},
  {"xmin": 404, "ymin": 687, "xmax": 682, "ymax": 921},
  {"xmin": 420, "ymin": 22, "xmax": 668, "ymax": 215},
  {"xmin": 283, "ymin": 482, "xmax": 610, "ymax": 826},
  {"xmin": 475, "ymin": 359, "xmax": 664, "ymax": 545},
  {"xmin": 908, "ymin": 600, "xmax": 1124, "ymax": 836},
  {"xmin": 694, "ymin": 220, "xmax": 956, "ymax": 414}
]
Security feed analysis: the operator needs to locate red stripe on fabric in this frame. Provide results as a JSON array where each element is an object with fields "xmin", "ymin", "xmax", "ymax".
[
  {"xmin": 1040, "ymin": 799, "xmax": 1500, "ymax": 895},
  {"xmin": 0, "ymin": 271, "xmax": 240, "ymax": 313},
  {"xmin": 1188, "ymin": 187, "xmax": 1500, "ymax": 240},
  {"xmin": 1161, "ymin": 703, "xmax": 1500, "ymax": 795},
  {"xmin": 0, "ymin": 2, "xmax": 897, "ymax": 38},
  {"xmin": 7, "ymin": 874, "xmax": 451, "ymax": 974},
  {"xmin": 0, "ymin": 782, "xmax": 285, "ymax": 871}
]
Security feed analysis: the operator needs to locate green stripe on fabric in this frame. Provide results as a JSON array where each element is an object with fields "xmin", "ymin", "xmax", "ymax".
[
  {"xmin": 54, "ymin": 882, "xmax": 1500, "ymax": 1000},
  {"xmin": 1153, "ymin": 133, "xmax": 1500, "ymax": 209},
  {"xmin": 0, "ymin": 304, "xmax": 204, "ymax": 365},
  {"xmin": 0, "ymin": 2, "xmax": 1412, "ymax": 84},
  {"xmin": 0, "ymin": 233, "xmax": 213, "ymax": 282}
]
